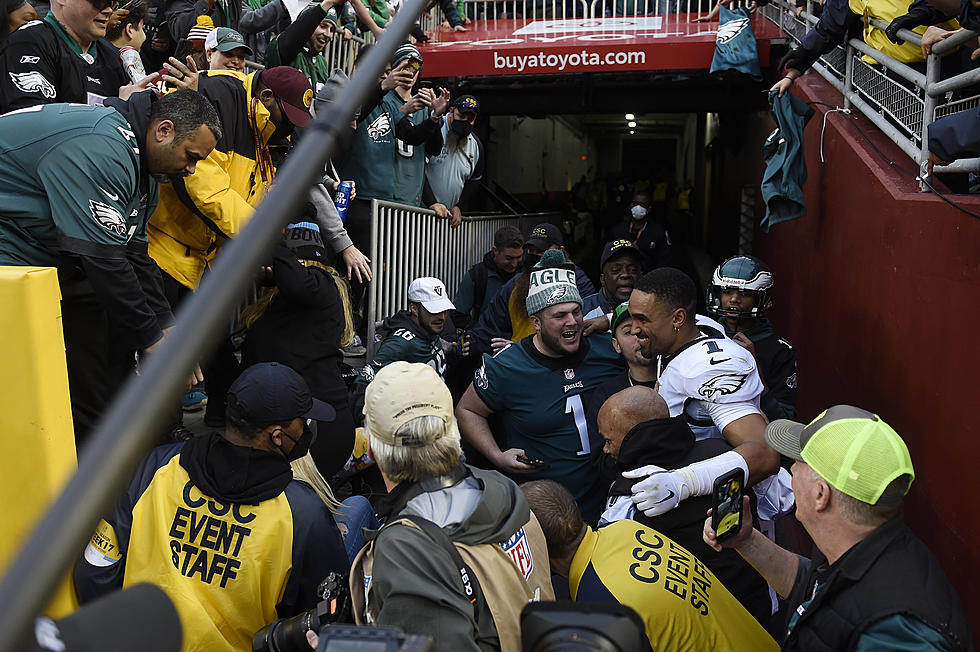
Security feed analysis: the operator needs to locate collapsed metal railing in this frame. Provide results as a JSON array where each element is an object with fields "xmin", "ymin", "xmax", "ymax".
[
  {"xmin": 365, "ymin": 201, "xmax": 556, "ymax": 359},
  {"xmin": 760, "ymin": 0, "xmax": 980, "ymax": 186}
]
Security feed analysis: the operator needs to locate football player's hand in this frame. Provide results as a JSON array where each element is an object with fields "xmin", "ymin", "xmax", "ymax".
[
  {"xmin": 703, "ymin": 496, "xmax": 754, "ymax": 551},
  {"xmin": 582, "ymin": 314, "xmax": 610, "ymax": 336},
  {"xmin": 496, "ymin": 448, "xmax": 536, "ymax": 473},
  {"xmin": 623, "ymin": 465, "xmax": 683, "ymax": 516},
  {"xmin": 732, "ymin": 332, "xmax": 756, "ymax": 358}
]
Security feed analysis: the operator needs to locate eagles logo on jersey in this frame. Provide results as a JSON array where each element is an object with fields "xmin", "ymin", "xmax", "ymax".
[
  {"xmin": 9, "ymin": 71, "xmax": 55, "ymax": 98},
  {"xmin": 698, "ymin": 373, "xmax": 748, "ymax": 400},
  {"xmin": 367, "ymin": 113, "xmax": 392, "ymax": 142},
  {"xmin": 88, "ymin": 200, "xmax": 128, "ymax": 236}
]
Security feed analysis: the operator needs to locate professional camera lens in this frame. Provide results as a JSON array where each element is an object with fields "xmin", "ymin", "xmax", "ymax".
[{"xmin": 252, "ymin": 609, "xmax": 314, "ymax": 652}]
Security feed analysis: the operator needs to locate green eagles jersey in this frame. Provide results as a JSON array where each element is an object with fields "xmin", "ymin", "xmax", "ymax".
[
  {"xmin": 356, "ymin": 324, "xmax": 447, "ymax": 388},
  {"xmin": 475, "ymin": 334, "xmax": 623, "ymax": 523},
  {"xmin": 390, "ymin": 92, "xmax": 428, "ymax": 207},
  {"xmin": 0, "ymin": 103, "xmax": 157, "ymax": 269},
  {"xmin": 337, "ymin": 91, "xmax": 399, "ymax": 201}
]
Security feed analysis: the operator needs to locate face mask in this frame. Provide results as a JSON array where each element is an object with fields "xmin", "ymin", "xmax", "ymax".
[
  {"xmin": 630, "ymin": 204, "xmax": 648, "ymax": 220},
  {"xmin": 523, "ymin": 253, "xmax": 542, "ymax": 271},
  {"xmin": 278, "ymin": 421, "xmax": 317, "ymax": 462},
  {"xmin": 451, "ymin": 120, "xmax": 473, "ymax": 138}
]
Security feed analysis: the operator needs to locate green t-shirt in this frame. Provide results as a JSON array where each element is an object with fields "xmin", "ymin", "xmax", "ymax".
[
  {"xmin": 0, "ymin": 103, "xmax": 157, "ymax": 270},
  {"xmin": 475, "ymin": 334, "xmax": 623, "ymax": 522},
  {"xmin": 390, "ymin": 91, "xmax": 428, "ymax": 207}
]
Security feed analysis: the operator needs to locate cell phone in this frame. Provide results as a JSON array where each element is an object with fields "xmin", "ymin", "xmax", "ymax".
[
  {"xmin": 419, "ymin": 80, "xmax": 433, "ymax": 90},
  {"xmin": 517, "ymin": 455, "xmax": 549, "ymax": 470},
  {"xmin": 710, "ymin": 468, "xmax": 745, "ymax": 542}
]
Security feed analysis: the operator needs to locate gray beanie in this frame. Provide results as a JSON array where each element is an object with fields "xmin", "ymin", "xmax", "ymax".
[{"xmin": 526, "ymin": 250, "xmax": 583, "ymax": 315}]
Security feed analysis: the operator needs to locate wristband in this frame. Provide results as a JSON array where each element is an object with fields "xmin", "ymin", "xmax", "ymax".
[{"xmin": 783, "ymin": 76, "xmax": 795, "ymax": 84}]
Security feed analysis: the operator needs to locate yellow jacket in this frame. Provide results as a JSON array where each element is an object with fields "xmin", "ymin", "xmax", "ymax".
[
  {"xmin": 849, "ymin": 0, "xmax": 958, "ymax": 64},
  {"xmin": 148, "ymin": 70, "xmax": 277, "ymax": 289}
]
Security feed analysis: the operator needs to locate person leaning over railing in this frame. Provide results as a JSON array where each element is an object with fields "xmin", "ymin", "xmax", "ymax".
[
  {"xmin": 771, "ymin": 0, "xmax": 960, "ymax": 96},
  {"xmin": 893, "ymin": 0, "xmax": 980, "ymax": 62},
  {"xmin": 264, "ymin": 0, "xmax": 348, "ymax": 91}
]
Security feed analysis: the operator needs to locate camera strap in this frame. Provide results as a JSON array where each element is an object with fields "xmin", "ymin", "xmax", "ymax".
[{"xmin": 392, "ymin": 515, "xmax": 488, "ymax": 642}]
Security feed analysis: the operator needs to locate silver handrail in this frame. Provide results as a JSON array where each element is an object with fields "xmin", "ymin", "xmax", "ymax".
[{"xmin": 760, "ymin": 0, "xmax": 980, "ymax": 185}]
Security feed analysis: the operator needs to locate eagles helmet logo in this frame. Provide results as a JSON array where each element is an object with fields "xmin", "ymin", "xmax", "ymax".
[
  {"xmin": 698, "ymin": 373, "xmax": 748, "ymax": 399},
  {"xmin": 9, "ymin": 71, "xmax": 55, "ymax": 99},
  {"xmin": 367, "ymin": 113, "xmax": 392, "ymax": 142},
  {"xmin": 88, "ymin": 200, "xmax": 127, "ymax": 236}
]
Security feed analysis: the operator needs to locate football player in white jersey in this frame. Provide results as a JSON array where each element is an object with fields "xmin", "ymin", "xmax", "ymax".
[{"xmin": 623, "ymin": 267, "xmax": 783, "ymax": 519}]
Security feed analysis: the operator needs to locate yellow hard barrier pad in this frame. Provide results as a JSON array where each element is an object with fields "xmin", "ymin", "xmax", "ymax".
[{"xmin": 0, "ymin": 266, "xmax": 78, "ymax": 616}]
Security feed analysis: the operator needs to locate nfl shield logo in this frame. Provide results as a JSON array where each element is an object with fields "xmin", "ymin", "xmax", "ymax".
[{"xmin": 564, "ymin": 369, "xmax": 575, "ymax": 380}]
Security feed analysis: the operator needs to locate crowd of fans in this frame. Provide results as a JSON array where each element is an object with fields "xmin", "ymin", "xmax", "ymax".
[{"xmin": 0, "ymin": 0, "xmax": 975, "ymax": 649}]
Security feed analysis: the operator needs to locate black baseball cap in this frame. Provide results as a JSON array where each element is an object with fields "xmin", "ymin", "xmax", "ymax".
[
  {"xmin": 600, "ymin": 239, "xmax": 643, "ymax": 270},
  {"xmin": 452, "ymin": 95, "xmax": 480, "ymax": 117},
  {"xmin": 526, "ymin": 223, "xmax": 563, "ymax": 249},
  {"xmin": 227, "ymin": 363, "xmax": 336, "ymax": 423}
]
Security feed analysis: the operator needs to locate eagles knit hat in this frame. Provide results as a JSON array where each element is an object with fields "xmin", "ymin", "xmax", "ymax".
[
  {"xmin": 227, "ymin": 362, "xmax": 336, "ymax": 424},
  {"xmin": 766, "ymin": 405, "xmax": 915, "ymax": 505},
  {"xmin": 259, "ymin": 66, "xmax": 313, "ymax": 128},
  {"xmin": 600, "ymin": 239, "xmax": 643, "ymax": 270},
  {"xmin": 526, "ymin": 223, "xmax": 563, "ymax": 249},
  {"xmin": 187, "ymin": 15, "xmax": 215, "ymax": 50},
  {"xmin": 408, "ymin": 276, "xmax": 455, "ymax": 313},
  {"xmin": 364, "ymin": 361, "xmax": 453, "ymax": 447},
  {"xmin": 611, "ymin": 301, "xmax": 631, "ymax": 332},
  {"xmin": 283, "ymin": 221, "xmax": 326, "ymax": 260},
  {"xmin": 391, "ymin": 43, "xmax": 422, "ymax": 69},
  {"xmin": 204, "ymin": 26, "xmax": 253, "ymax": 56},
  {"xmin": 526, "ymin": 250, "xmax": 582, "ymax": 316}
]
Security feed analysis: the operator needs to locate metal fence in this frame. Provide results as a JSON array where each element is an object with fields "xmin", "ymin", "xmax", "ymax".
[
  {"xmin": 366, "ymin": 200, "xmax": 557, "ymax": 358},
  {"xmin": 759, "ymin": 0, "xmax": 980, "ymax": 184},
  {"xmin": 245, "ymin": 31, "xmax": 365, "ymax": 73},
  {"xmin": 429, "ymin": 0, "xmax": 747, "ymax": 23}
]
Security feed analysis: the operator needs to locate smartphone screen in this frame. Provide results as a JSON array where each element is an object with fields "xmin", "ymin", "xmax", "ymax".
[{"xmin": 711, "ymin": 468, "xmax": 745, "ymax": 542}]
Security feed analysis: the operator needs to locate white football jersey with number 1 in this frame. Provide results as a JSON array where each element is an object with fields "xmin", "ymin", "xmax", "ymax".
[{"xmin": 656, "ymin": 315, "xmax": 764, "ymax": 441}]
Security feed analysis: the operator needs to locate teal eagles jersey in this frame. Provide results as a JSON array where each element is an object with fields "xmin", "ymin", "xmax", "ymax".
[
  {"xmin": 355, "ymin": 327, "xmax": 447, "ymax": 388},
  {"xmin": 389, "ymin": 91, "xmax": 427, "ymax": 207},
  {"xmin": 0, "ymin": 103, "xmax": 157, "ymax": 269},
  {"xmin": 337, "ymin": 91, "xmax": 398, "ymax": 202},
  {"xmin": 475, "ymin": 334, "xmax": 624, "ymax": 522}
]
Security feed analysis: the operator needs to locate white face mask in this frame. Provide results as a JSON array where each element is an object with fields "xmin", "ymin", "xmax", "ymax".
[{"xmin": 630, "ymin": 204, "xmax": 647, "ymax": 220}]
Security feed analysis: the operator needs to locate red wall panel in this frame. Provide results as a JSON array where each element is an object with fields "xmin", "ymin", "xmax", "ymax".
[{"xmin": 757, "ymin": 75, "xmax": 980, "ymax": 635}]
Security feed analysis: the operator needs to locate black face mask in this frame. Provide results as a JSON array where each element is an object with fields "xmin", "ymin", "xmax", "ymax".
[
  {"xmin": 277, "ymin": 421, "xmax": 317, "ymax": 462},
  {"xmin": 523, "ymin": 252, "xmax": 542, "ymax": 271},
  {"xmin": 451, "ymin": 120, "xmax": 473, "ymax": 138}
]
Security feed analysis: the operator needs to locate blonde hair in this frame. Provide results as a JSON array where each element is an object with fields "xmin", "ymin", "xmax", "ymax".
[
  {"xmin": 291, "ymin": 453, "xmax": 341, "ymax": 513},
  {"xmin": 368, "ymin": 416, "xmax": 463, "ymax": 483},
  {"xmin": 241, "ymin": 259, "xmax": 354, "ymax": 346}
]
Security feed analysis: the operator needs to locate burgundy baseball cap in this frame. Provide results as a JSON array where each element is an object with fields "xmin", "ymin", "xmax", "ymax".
[{"xmin": 260, "ymin": 66, "xmax": 313, "ymax": 128}]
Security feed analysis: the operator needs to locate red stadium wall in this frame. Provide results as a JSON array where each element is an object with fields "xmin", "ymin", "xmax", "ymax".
[{"xmin": 756, "ymin": 74, "xmax": 980, "ymax": 635}]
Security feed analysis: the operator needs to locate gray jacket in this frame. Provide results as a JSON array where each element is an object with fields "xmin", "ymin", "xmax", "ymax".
[
  {"xmin": 364, "ymin": 467, "xmax": 535, "ymax": 651},
  {"xmin": 309, "ymin": 180, "xmax": 353, "ymax": 254}
]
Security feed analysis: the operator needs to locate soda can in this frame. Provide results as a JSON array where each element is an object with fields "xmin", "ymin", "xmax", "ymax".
[
  {"xmin": 118, "ymin": 46, "xmax": 147, "ymax": 85},
  {"xmin": 334, "ymin": 181, "xmax": 353, "ymax": 223}
]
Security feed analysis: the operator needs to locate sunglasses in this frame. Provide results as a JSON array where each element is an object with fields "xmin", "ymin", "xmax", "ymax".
[{"xmin": 86, "ymin": 0, "xmax": 120, "ymax": 11}]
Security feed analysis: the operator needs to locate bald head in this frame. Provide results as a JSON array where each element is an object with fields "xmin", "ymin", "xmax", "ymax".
[{"xmin": 597, "ymin": 386, "xmax": 670, "ymax": 459}]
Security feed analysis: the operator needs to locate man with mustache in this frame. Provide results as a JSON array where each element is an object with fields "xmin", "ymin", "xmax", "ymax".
[{"xmin": 0, "ymin": 90, "xmax": 220, "ymax": 444}]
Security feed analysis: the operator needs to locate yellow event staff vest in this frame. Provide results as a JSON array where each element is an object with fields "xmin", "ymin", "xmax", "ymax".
[
  {"xmin": 570, "ymin": 521, "xmax": 778, "ymax": 652},
  {"xmin": 122, "ymin": 455, "xmax": 294, "ymax": 652}
]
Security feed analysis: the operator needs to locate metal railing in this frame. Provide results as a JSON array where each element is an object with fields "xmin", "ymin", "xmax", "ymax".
[
  {"xmin": 366, "ymin": 200, "xmax": 556, "ymax": 359},
  {"xmin": 760, "ymin": 0, "xmax": 980, "ymax": 185},
  {"xmin": 245, "ymin": 31, "xmax": 365, "ymax": 74}
]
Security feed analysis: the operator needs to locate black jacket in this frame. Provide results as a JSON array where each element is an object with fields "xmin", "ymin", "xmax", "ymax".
[
  {"xmin": 0, "ymin": 16, "xmax": 128, "ymax": 112},
  {"xmin": 783, "ymin": 517, "xmax": 973, "ymax": 651},
  {"xmin": 607, "ymin": 416, "xmax": 773, "ymax": 624},
  {"xmin": 243, "ymin": 242, "xmax": 348, "ymax": 407}
]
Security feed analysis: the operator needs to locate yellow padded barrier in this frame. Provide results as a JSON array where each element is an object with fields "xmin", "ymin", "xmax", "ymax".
[{"xmin": 0, "ymin": 266, "xmax": 78, "ymax": 616}]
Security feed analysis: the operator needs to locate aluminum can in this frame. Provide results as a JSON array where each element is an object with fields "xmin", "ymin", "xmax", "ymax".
[{"xmin": 334, "ymin": 181, "xmax": 353, "ymax": 223}]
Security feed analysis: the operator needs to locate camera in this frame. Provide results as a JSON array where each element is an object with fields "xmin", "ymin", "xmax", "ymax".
[
  {"xmin": 314, "ymin": 625, "xmax": 432, "ymax": 651},
  {"xmin": 252, "ymin": 572, "xmax": 351, "ymax": 652},
  {"xmin": 520, "ymin": 601, "xmax": 647, "ymax": 652}
]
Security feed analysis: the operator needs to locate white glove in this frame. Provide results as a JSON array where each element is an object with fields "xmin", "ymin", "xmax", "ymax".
[{"xmin": 622, "ymin": 465, "xmax": 691, "ymax": 517}]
